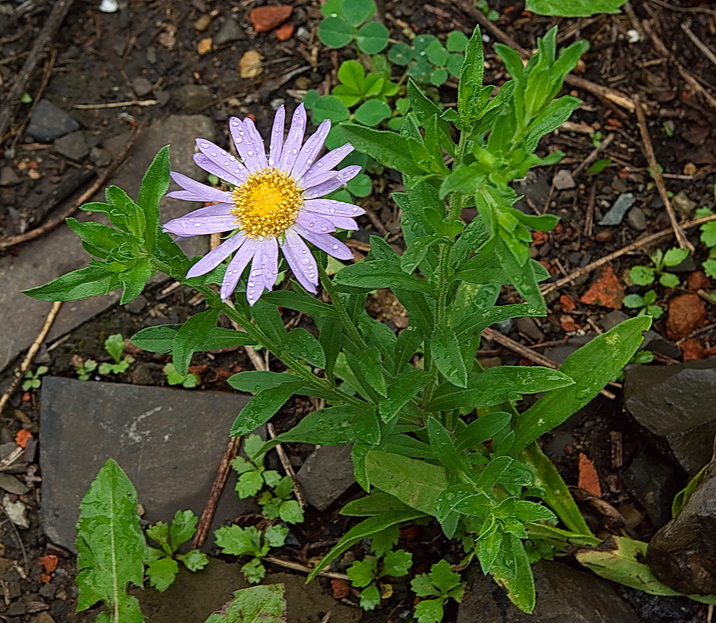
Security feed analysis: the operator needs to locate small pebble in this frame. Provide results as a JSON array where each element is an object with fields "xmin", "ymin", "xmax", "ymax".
[
  {"xmin": 194, "ymin": 14, "xmax": 212, "ymax": 31},
  {"xmin": 553, "ymin": 169, "xmax": 575, "ymax": 190}
]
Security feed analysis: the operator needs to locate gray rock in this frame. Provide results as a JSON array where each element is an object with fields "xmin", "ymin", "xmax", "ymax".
[
  {"xmin": 512, "ymin": 170, "xmax": 550, "ymax": 206},
  {"xmin": 53, "ymin": 131, "xmax": 88, "ymax": 162},
  {"xmin": 626, "ymin": 206, "xmax": 647, "ymax": 231},
  {"xmin": 0, "ymin": 474, "xmax": 29, "ymax": 496},
  {"xmin": 174, "ymin": 85, "xmax": 214, "ymax": 114},
  {"xmin": 458, "ymin": 560, "xmax": 640, "ymax": 622},
  {"xmin": 0, "ymin": 167, "xmax": 21, "ymax": 186},
  {"xmin": 214, "ymin": 17, "xmax": 244, "ymax": 45},
  {"xmin": 0, "ymin": 115, "xmax": 214, "ymax": 375},
  {"xmin": 40, "ymin": 377, "xmax": 252, "ymax": 551},
  {"xmin": 553, "ymin": 168, "xmax": 575, "ymax": 190},
  {"xmin": 624, "ymin": 360, "xmax": 716, "ymax": 474},
  {"xmin": 89, "ymin": 146, "xmax": 112, "ymax": 167},
  {"xmin": 131, "ymin": 76, "xmax": 153, "ymax": 97},
  {"xmin": 137, "ymin": 562, "xmax": 361, "ymax": 623},
  {"xmin": 622, "ymin": 452, "xmax": 683, "ymax": 528},
  {"xmin": 26, "ymin": 99, "xmax": 80, "ymax": 142},
  {"xmin": 599, "ymin": 193, "xmax": 636, "ymax": 226},
  {"xmin": 296, "ymin": 445, "xmax": 355, "ymax": 510},
  {"xmin": 516, "ymin": 317, "xmax": 544, "ymax": 342},
  {"xmin": 672, "ymin": 191, "xmax": 697, "ymax": 217},
  {"xmin": 647, "ymin": 460, "xmax": 716, "ymax": 594}
]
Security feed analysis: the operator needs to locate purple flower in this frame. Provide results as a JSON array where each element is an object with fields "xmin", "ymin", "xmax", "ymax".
[{"xmin": 163, "ymin": 104, "xmax": 364, "ymax": 304}]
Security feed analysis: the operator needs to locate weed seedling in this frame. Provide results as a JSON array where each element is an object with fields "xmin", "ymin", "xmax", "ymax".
[
  {"xmin": 411, "ymin": 560, "xmax": 466, "ymax": 623},
  {"xmin": 215, "ymin": 524, "xmax": 289, "ymax": 584},
  {"xmin": 72, "ymin": 356, "xmax": 97, "ymax": 381},
  {"xmin": 22, "ymin": 366, "xmax": 48, "ymax": 390},
  {"xmin": 623, "ymin": 289, "xmax": 663, "ymax": 318},
  {"xmin": 629, "ymin": 247, "xmax": 689, "ymax": 289},
  {"xmin": 163, "ymin": 362, "xmax": 199, "ymax": 388},
  {"xmin": 99, "ymin": 333, "xmax": 135, "ymax": 375}
]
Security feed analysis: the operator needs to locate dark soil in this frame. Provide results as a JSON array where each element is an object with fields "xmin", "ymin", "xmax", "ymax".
[{"xmin": 2, "ymin": 0, "xmax": 716, "ymax": 621}]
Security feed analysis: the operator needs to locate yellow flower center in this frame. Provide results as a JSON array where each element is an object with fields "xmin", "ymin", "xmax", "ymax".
[{"xmin": 231, "ymin": 168, "xmax": 303, "ymax": 238}]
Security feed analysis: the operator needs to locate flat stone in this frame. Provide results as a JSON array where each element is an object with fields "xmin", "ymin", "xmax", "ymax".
[
  {"xmin": 647, "ymin": 461, "xmax": 716, "ymax": 594},
  {"xmin": 457, "ymin": 560, "xmax": 640, "ymax": 622},
  {"xmin": 626, "ymin": 206, "xmax": 647, "ymax": 231},
  {"xmin": 173, "ymin": 85, "xmax": 214, "ymax": 114},
  {"xmin": 599, "ymin": 193, "xmax": 636, "ymax": 226},
  {"xmin": 296, "ymin": 445, "xmax": 355, "ymax": 511},
  {"xmin": 26, "ymin": 99, "xmax": 80, "ymax": 142},
  {"xmin": 40, "ymin": 377, "xmax": 252, "ymax": 551},
  {"xmin": 214, "ymin": 17, "xmax": 244, "ymax": 45},
  {"xmin": 88, "ymin": 146, "xmax": 112, "ymax": 167},
  {"xmin": 0, "ymin": 114, "xmax": 213, "ymax": 375},
  {"xmin": 624, "ymin": 360, "xmax": 716, "ymax": 474},
  {"xmin": 53, "ymin": 131, "xmax": 88, "ymax": 162},
  {"xmin": 137, "ymin": 561, "xmax": 360, "ymax": 623},
  {"xmin": 515, "ymin": 317, "xmax": 544, "ymax": 341},
  {"xmin": 553, "ymin": 168, "xmax": 575, "ymax": 190},
  {"xmin": 131, "ymin": 76, "xmax": 153, "ymax": 97},
  {"xmin": 622, "ymin": 452, "xmax": 683, "ymax": 528},
  {"xmin": 0, "ymin": 167, "xmax": 21, "ymax": 187},
  {"xmin": 0, "ymin": 473, "xmax": 29, "ymax": 496}
]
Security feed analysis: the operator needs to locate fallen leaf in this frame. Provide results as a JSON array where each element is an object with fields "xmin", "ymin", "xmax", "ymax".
[
  {"xmin": 3, "ymin": 497, "xmax": 28, "ymax": 528},
  {"xmin": 667, "ymin": 293, "xmax": 706, "ymax": 339},
  {"xmin": 40, "ymin": 555, "xmax": 58, "ymax": 574},
  {"xmin": 239, "ymin": 50, "xmax": 263, "ymax": 79},
  {"xmin": 197, "ymin": 37, "xmax": 212, "ymax": 55},
  {"xmin": 680, "ymin": 338, "xmax": 704, "ymax": 361},
  {"xmin": 15, "ymin": 429, "xmax": 32, "ymax": 449},
  {"xmin": 579, "ymin": 265, "xmax": 624, "ymax": 309},
  {"xmin": 331, "ymin": 579, "xmax": 350, "ymax": 600},
  {"xmin": 578, "ymin": 452, "xmax": 602, "ymax": 497},
  {"xmin": 249, "ymin": 5, "xmax": 292, "ymax": 33},
  {"xmin": 275, "ymin": 22, "xmax": 294, "ymax": 41},
  {"xmin": 559, "ymin": 294, "xmax": 576, "ymax": 312}
]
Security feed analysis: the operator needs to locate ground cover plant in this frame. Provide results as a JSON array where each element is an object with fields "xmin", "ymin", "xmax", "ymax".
[{"xmin": 18, "ymin": 3, "xmax": 716, "ymax": 622}]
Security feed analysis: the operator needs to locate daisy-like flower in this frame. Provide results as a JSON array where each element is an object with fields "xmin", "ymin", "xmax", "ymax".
[{"xmin": 163, "ymin": 104, "xmax": 365, "ymax": 304}]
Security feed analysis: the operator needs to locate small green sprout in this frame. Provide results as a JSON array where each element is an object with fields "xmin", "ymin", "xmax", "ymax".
[
  {"xmin": 73, "ymin": 357, "xmax": 97, "ymax": 381},
  {"xmin": 629, "ymin": 247, "xmax": 689, "ymax": 289},
  {"xmin": 347, "ymin": 548, "xmax": 413, "ymax": 610},
  {"xmin": 623, "ymin": 289, "xmax": 663, "ymax": 319},
  {"xmin": 411, "ymin": 560, "xmax": 466, "ymax": 623},
  {"xmin": 98, "ymin": 333, "xmax": 134, "ymax": 375},
  {"xmin": 163, "ymin": 362, "xmax": 199, "ymax": 388},
  {"xmin": 214, "ymin": 524, "xmax": 288, "ymax": 584},
  {"xmin": 22, "ymin": 366, "xmax": 48, "ymax": 390},
  {"xmin": 145, "ymin": 510, "xmax": 209, "ymax": 592}
]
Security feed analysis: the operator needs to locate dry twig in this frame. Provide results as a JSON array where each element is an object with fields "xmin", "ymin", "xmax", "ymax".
[{"xmin": 263, "ymin": 555, "xmax": 349, "ymax": 581}]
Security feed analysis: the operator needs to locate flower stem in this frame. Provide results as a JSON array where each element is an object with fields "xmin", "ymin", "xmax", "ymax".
[{"xmin": 317, "ymin": 261, "xmax": 367, "ymax": 352}]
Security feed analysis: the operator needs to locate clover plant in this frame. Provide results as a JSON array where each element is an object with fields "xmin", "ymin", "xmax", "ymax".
[{"xmin": 22, "ymin": 365, "xmax": 48, "ymax": 390}]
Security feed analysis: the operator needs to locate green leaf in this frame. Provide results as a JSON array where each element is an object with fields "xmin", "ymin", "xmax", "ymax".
[
  {"xmin": 526, "ymin": 0, "xmax": 628, "ymax": 17},
  {"xmin": 131, "ymin": 324, "xmax": 255, "ymax": 354},
  {"xmin": 622, "ymin": 293, "xmax": 644, "ymax": 309},
  {"xmin": 169, "ymin": 509, "xmax": 198, "ymax": 548},
  {"xmin": 356, "ymin": 21, "xmax": 389, "ymax": 54},
  {"xmin": 146, "ymin": 557, "xmax": 179, "ymax": 592},
  {"xmin": 262, "ymin": 290, "xmax": 338, "ymax": 317},
  {"xmin": 172, "ymin": 309, "xmax": 220, "ymax": 376},
  {"xmin": 229, "ymin": 380, "xmax": 304, "ymax": 436},
  {"xmin": 629, "ymin": 265, "xmax": 655, "ymax": 286},
  {"xmin": 284, "ymin": 328, "xmax": 326, "ymax": 368},
  {"xmin": 348, "ymin": 558, "xmax": 378, "ymax": 587},
  {"xmin": 279, "ymin": 500, "xmax": 304, "ymax": 524},
  {"xmin": 458, "ymin": 25, "xmax": 485, "ymax": 119},
  {"xmin": 430, "ymin": 326, "xmax": 468, "ymax": 388},
  {"xmin": 318, "ymin": 16, "xmax": 354, "ymax": 48},
  {"xmin": 75, "ymin": 459, "xmax": 145, "ymax": 620},
  {"xmin": 426, "ymin": 40, "xmax": 448, "ymax": 65},
  {"xmin": 663, "ymin": 247, "xmax": 689, "ymax": 267},
  {"xmin": 354, "ymin": 99, "xmax": 391, "ymax": 126},
  {"xmin": 447, "ymin": 30, "xmax": 469, "ymax": 52},
  {"xmin": 103, "ymin": 334, "xmax": 125, "ymax": 364},
  {"xmin": 204, "ymin": 584, "xmax": 287, "ymax": 623},
  {"xmin": 24, "ymin": 264, "xmax": 118, "ymax": 302},
  {"xmin": 576, "ymin": 537, "xmax": 716, "ymax": 604},
  {"xmin": 334, "ymin": 259, "xmax": 433, "ymax": 293},
  {"xmin": 215, "ymin": 525, "xmax": 262, "ymax": 557},
  {"xmin": 700, "ymin": 221, "xmax": 716, "ymax": 247},
  {"xmin": 311, "ymin": 95, "xmax": 351, "ymax": 123},
  {"xmin": 379, "ymin": 367, "xmax": 431, "ymax": 423},
  {"xmin": 414, "ymin": 598, "xmax": 445, "ymax": 623},
  {"xmin": 369, "ymin": 524, "xmax": 399, "ymax": 556},
  {"xmin": 659, "ymin": 272, "xmax": 679, "ymax": 288},
  {"xmin": 343, "ymin": 0, "xmax": 376, "ymax": 26},
  {"xmin": 429, "ymin": 559, "xmax": 463, "ymax": 594},
  {"xmin": 308, "ymin": 511, "xmax": 425, "ymax": 582},
  {"xmin": 366, "ymin": 451, "xmax": 448, "ymax": 515},
  {"xmin": 338, "ymin": 124, "xmax": 424, "ymax": 175},
  {"xmin": 359, "ymin": 583, "xmax": 382, "ymax": 610},
  {"xmin": 511, "ymin": 316, "xmax": 651, "ymax": 452},
  {"xmin": 455, "ymin": 412, "xmax": 511, "ymax": 451},
  {"xmin": 138, "ymin": 146, "xmax": 170, "ymax": 252},
  {"xmin": 177, "ymin": 549, "xmax": 209, "ymax": 572},
  {"xmin": 346, "ymin": 173, "xmax": 372, "ymax": 197},
  {"xmin": 105, "ymin": 186, "xmax": 145, "ymax": 239},
  {"xmin": 270, "ymin": 404, "xmax": 372, "ymax": 445},
  {"xmin": 118, "ymin": 258, "xmax": 153, "ymax": 304},
  {"xmin": 388, "ymin": 42, "xmax": 414, "ymax": 66},
  {"xmin": 490, "ymin": 533, "xmax": 535, "ymax": 613},
  {"xmin": 382, "ymin": 549, "xmax": 413, "ymax": 577}
]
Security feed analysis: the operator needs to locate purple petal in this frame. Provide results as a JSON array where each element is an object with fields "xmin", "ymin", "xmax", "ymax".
[
  {"xmin": 221, "ymin": 238, "xmax": 259, "ymax": 300},
  {"xmin": 242, "ymin": 117, "xmax": 269, "ymax": 170},
  {"xmin": 303, "ymin": 165, "xmax": 362, "ymax": 199},
  {"xmin": 296, "ymin": 211, "xmax": 336, "ymax": 234},
  {"xmin": 303, "ymin": 198, "xmax": 365, "ymax": 218},
  {"xmin": 186, "ymin": 233, "xmax": 246, "ymax": 279},
  {"xmin": 167, "ymin": 172, "xmax": 233, "ymax": 203},
  {"xmin": 178, "ymin": 203, "xmax": 233, "ymax": 219},
  {"xmin": 278, "ymin": 104, "xmax": 307, "ymax": 173},
  {"xmin": 229, "ymin": 117, "xmax": 264, "ymax": 172},
  {"xmin": 193, "ymin": 153, "xmax": 247, "ymax": 187},
  {"xmin": 163, "ymin": 214, "xmax": 237, "ymax": 237},
  {"xmin": 294, "ymin": 224, "xmax": 353, "ymax": 260},
  {"xmin": 246, "ymin": 237, "xmax": 279, "ymax": 305},
  {"xmin": 291, "ymin": 120, "xmax": 331, "ymax": 180},
  {"xmin": 268, "ymin": 106, "xmax": 286, "ymax": 167},
  {"xmin": 299, "ymin": 143, "xmax": 354, "ymax": 187},
  {"xmin": 194, "ymin": 139, "xmax": 248, "ymax": 186},
  {"xmin": 282, "ymin": 228, "xmax": 318, "ymax": 293}
]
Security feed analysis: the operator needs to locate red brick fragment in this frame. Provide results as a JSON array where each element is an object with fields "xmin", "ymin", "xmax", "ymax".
[
  {"xmin": 667, "ymin": 293, "xmax": 706, "ymax": 340},
  {"xmin": 686, "ymin": 271, "xmax": 710, "ymax": 292},
  {"xmin": 249, "ymin": 5, "xmax": 292, "ymax": 33},
  {"xmin": 579, "ymin": 265, "xmax": 624, "ymax": 309},
  {"xmin": 578, "ymin": 452, "xmax": 602, "ymax": 497},
  {"xmin": 680, "ymin": 338, "xmax": 704, "ymax": 361}
]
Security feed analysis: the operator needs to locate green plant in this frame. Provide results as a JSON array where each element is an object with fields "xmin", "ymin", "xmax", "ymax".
[
  {"xmin": 411, "ymin": 560, "xmax": 466, "ymax": 623},
  {"xmin": 623, "ymin": 289, "xmax": 663, "ymax": 319},
  {"xmin": 475, "ymin": 0, "xmax": 499, "ymax": 21},
  {"xmin": 347, "ymin": 547, "xmax": 413, "ymax": 610},
  {"xmin": 697, "ymin": 206, "xmax": 716, "ymax": 279},
  {"xmin": 215, "ymin": 524, "xmax": 289, "ymax": 584},
  {"xmin": 73, "ymin": 356, "xmax": 98, "ymax": 381},
  {"xmin": 629, "ymin": 247, "xmax": 689, "ymax": 289},
  {"xmin": 526, "ymin": 0, "xmax": 628, "ymax": 17},
  {"xmin": 205, "ymin": 584, "xmax": 287, "ymax": 622},
  {"xmin": 145, "ymin": 510, "xmax": 209, "ymax": 591},
  {"xmin": 388, "ymin": 33, "xmax": 467, "ymax": 87},
  {"xmin": 163, "ymin": 362, "xmax": 199, "ymax": 388},
  {"xmin": 318, "ymin": 0, "xmax": 389, "ymax": 54},
  {"xmin": 22, "ymin": 365, "xmax": 48, "ymax": 390},
  {"xmin": 99, "ymin": 333, "xmax": 135, "ymax": 375}
]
